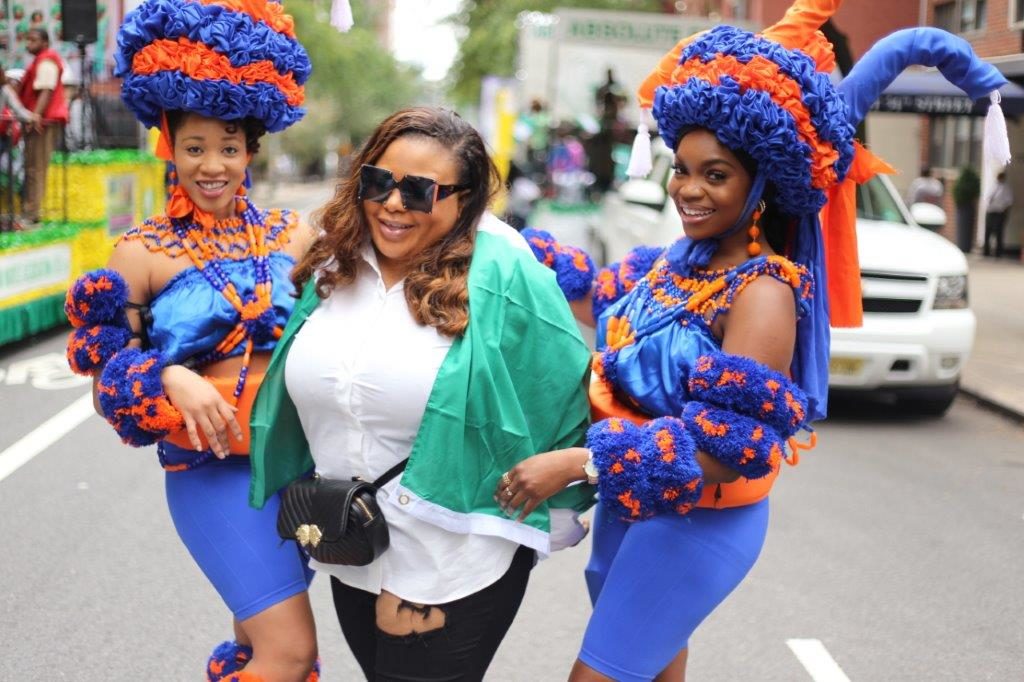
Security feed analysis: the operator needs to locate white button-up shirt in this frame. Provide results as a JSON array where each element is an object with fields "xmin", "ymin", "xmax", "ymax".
[{"xmin": 285, "ymin": 218, "xmax": 527, "ymax": 603}]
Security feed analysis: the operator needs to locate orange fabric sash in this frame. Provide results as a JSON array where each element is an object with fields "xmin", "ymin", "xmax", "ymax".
[
  {"xmin": 163, "ymin": 372, "xmax": 264, "ymax": 455},
  {"xmin": 589, "ymin": 377, "xmax": 778, "ymax": 509},
  {"xmin": 820, "ymin": 141, "xmax": 897, "ymax": 327}
]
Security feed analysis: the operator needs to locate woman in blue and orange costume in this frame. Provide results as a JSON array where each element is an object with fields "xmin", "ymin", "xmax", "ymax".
[
  {"xmin": 494, "ymin": 1, "xmax": 1011, "ymax": 679},
  {"xmin": 62, "ymin": 0, "xmax": 323, "ymax": 679}
]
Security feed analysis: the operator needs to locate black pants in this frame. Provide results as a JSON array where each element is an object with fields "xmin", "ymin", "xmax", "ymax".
[
  {"xmin": 331, "ymin": 545, "xmax": 535, "ymax": 681},
  {"xmin": 984, "ymin": 210, "xmax": 1008, "ymax": 257}
]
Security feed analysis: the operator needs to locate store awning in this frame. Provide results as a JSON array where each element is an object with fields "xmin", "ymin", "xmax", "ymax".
[{"xmin": 870, "ymin": 69, "xmax": 1024, "ymax": 116}]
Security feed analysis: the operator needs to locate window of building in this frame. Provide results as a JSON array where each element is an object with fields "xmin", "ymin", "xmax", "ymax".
[
  {"xmin": 929, "ymin": 117, "xmax": 950, "ymax": 168},
  {"xmin": 1014, "ymin": 0, "xmax": 1024, "ymax": 25},
  {"xmin": 933, "ymin": 1, "xmax": 957, "ymax": 31},
  {"xmin": 928, "ymin": 115, "xmax": 983, "ymax": 170},
  {"xmin": 953, "ymin": 116, "xmax": 975, "ymax": 165},
  {"xmin": 960, "ymin": 0, "xmax": 986, "ymax": 31}
]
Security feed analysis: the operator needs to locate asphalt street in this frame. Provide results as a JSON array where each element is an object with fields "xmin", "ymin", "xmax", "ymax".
[{"xmin": 2, "ymin": 326, "xmax": 1022, "ymax": 681}]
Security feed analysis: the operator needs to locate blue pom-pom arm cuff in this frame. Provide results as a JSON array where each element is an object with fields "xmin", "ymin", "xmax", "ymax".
[
  {"xmin": 521, "ymin": 227, "xmax": 596, "ymax": 301},
  {"xmin": 592, "ymin": 245, "xmax": 663, "ymax": 320},
  {"xmin": 681, "ymin": 401, "xmax": 784, "ymax": 480},
  {"xmin": 97, "ymin": 349, "xmax": 185, "ymax": 447},
  {"xmin": 67, "ymin": 325, "xmax": 134, "ymax": 376},
  {"xmin": 64, "ymin": 269, "xmax": 130, "ymax": 328},
  {"xmin": 587, "ymin": 416, "xmax": 703, "ymax": 521},
  {"xmin": 521, "ymin": 227, "xmax": 558, "ymax": 265},
  {"xmin": 687, "ymin": 352, "xmax": 809, "ymax": 437}
]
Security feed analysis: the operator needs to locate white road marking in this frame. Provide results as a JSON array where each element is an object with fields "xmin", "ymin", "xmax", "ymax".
[
  {"xmin": 787, "ymin": 639, "xmax": 852, "ymax": 682},
  {"xmin": 3, "ymin": 352, "xmax": 90, "ymax": 390},
  {"xmin": 0, "ymin": 392, "xmax": 95, "ymax": 483}
]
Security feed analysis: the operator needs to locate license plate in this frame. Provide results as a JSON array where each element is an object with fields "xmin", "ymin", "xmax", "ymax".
[{"xmin": 829, "ymin": 357, "xmax": 864, "ymax": 376}]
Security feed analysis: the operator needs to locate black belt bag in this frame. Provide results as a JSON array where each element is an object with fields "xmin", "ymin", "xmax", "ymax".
[{"xmin": 276, "ymin": 459, "xmax": 408, "ymax": 566}]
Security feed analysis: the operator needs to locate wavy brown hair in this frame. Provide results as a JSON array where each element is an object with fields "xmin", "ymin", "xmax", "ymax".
[{"xmin": 292, "ymin": 107, "xmax": 500, "ymax": 336}]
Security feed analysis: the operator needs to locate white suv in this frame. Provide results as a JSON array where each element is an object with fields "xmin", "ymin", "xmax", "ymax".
[{"xmin": 587, "ymin": 143, "xmax": 974, "ymax": 416}]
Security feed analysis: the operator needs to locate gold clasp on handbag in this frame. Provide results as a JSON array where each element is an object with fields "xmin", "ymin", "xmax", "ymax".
[{"xmin": 295, "ymin": 524, "xmax": 323, "ymax": 548}]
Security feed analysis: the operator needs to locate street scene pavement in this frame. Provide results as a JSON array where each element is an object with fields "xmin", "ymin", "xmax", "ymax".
[
  {"xmin": 960, "ymin": 254, "xmax": 1024, "ymax": 421},
  {"xmin": 1, "ymin": 179, "xmax": 1023, "ymax": 680}
]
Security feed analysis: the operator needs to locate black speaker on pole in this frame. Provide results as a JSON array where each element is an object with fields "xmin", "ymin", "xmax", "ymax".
[{"xmin": 63, "ymin": 0, "xmax": 98, "ymax": 45}]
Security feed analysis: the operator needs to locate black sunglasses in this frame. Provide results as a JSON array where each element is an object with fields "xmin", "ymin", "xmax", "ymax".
[{"xmin": 358, "ymin": 164, "xmax": 468, "ymax": 214}]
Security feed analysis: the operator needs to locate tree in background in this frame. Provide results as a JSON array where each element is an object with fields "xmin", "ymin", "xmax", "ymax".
[
  {"xmin": 448, "ymin": 0, "xmax": 663, "ymax": 106},
  {"xmin": 275, "ymin": 0, "xmax": 421, "ymax": 176}
]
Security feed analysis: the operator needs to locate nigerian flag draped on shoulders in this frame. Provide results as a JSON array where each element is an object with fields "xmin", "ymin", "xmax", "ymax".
[{"xmin": 249, "ymin": 218, "xmax": 596, "ymax": 557}]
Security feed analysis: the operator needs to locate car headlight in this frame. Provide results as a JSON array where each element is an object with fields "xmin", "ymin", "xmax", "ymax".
[{"xmin": 934, "ymin": 275, "xmax": 968, "ymax": 309}]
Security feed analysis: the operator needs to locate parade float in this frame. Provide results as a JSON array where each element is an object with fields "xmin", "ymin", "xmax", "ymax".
[
  {"xmin": 0, "ymin": 149, "xmax": 164, "ymax": 346},
  {"xmin": 0, "ymin": 0, "xmax": 161, "ymax": 347}
]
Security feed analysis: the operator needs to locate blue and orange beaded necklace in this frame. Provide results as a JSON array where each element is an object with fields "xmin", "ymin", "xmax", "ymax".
[{"xmin": 157, "ymin": 193, "xmax": 284, "ymax": 470}]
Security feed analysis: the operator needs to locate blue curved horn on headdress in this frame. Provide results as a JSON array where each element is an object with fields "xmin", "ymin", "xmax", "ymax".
[{"xmin": 838, "ymin": 28, "xmax": 1009, "ymax": 128}]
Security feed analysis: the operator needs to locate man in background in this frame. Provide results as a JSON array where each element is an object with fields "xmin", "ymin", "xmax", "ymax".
[
  {"xmin": 63, "ymin": 72, "xmax": 94, "ymax": 152},
  {"xmin": 906, "ymin": 166, "xmax": 944, "ymax": 206},
  {"xmin": 19, "ymin": 28, "xmax": 66, "ymax": 226},
  {"xmin": 984, "ymin": 171, "xmax": 1013, "ymax": 258},
  {"xmin": 586, "ymin": 69, "xmax": 630, "ymax": 196}
]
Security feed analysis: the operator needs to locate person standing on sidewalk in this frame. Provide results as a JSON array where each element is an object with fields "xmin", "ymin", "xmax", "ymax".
[
  {"xmin": 907, "ymin": 166, "xmax": 945, "ymax": 206},
  {"xmin": 18, "ymin": 28, "xmax": 66, "ymax": 226},
  {"xmin": 984, "ymin": 171, "xmax": 1013, "ymax": 258}
]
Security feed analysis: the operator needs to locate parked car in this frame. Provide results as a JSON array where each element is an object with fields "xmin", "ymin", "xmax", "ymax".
[{"xmin": 591, "ymin": 141, "xmax": 974, "ymax": 416}]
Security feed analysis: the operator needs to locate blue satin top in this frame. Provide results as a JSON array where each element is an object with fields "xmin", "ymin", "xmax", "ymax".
[
  {"xmin": 118, "ymin": 209, "xmax": 300, "ymax": 367},
  {"xmin": 148, "ymin": 252, "xmax": 297, "ymax": 365},
  {"xmin": 596, "ymin": 251, "xmax": 812, "ymax": 419}
]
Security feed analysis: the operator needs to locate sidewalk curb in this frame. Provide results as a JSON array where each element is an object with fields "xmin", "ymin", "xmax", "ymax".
[{"xmin": 957, "ymin": 386, "xmax": 1024, "ymax": 424}]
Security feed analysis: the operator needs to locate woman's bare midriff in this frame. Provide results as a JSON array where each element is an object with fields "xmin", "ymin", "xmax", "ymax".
[{"xmin": 202, "ymin": 352, "xmax": 273, "ymax": 379}]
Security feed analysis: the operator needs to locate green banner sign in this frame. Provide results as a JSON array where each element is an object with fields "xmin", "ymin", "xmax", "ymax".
[{"xmin": 0, "ymin": 244, "xmax": 72, "ymax": 301}]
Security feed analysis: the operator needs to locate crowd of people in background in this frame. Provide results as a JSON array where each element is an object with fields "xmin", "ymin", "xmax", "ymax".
[
  {"xmin": 906, "ymin": 164, "xmax": 1016, "ymax": 259},
  {"xmin": 0, "ymin": 27, "xmax": 69, "ymax": 231},
  {"xmin": 508, "ymin": 69, "xmax": 636, "ymax": 229}
]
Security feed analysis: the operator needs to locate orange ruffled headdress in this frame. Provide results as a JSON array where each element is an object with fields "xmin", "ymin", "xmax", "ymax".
[
  {"xmin": 633, "ymin": 0, "xmax": 1011, "ymax": 422},
  {"xmin": 114, "ymin": 0, "xmax": 313, "ymax": 227},
  {"xmin": 636, "ymin": 0, "xmax": 881, "ymax": 328}
]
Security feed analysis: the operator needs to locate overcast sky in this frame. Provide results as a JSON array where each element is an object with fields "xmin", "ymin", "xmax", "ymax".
[{"xmin": 390, "ymin": 0, "xmax": 460, "ymax": 81}]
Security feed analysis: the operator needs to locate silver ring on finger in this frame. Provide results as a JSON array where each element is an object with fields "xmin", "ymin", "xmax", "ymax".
[
  {"xmin": 501, "ymin": 471, "xmax": 512, "ymax": 487},
  {"xmin": 504, "ymin": 487, "xmax": 515, "ymax": 498}
]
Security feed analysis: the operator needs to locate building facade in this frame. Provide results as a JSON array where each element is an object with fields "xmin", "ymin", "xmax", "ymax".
[
  {"xmin": 922, "ymin": 0, "xmax": 1024, "ymax": 255},
  {"xmin": 662, "ymin": 0, "xmax": 919, "ymax": 53}
]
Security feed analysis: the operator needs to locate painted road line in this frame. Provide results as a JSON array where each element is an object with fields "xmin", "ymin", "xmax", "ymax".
[
  {"xmin": 787, "ymin": 639, "xmax": 852, "ymax": 682},
  {"xmin": 0, "ymin": 392, "xmax": 94, "ymax": 483}
]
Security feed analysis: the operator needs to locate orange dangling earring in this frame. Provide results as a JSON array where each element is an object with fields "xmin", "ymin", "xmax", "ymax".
[{"xmin": 748, "ymin": 200, "xmax": 766, "ymax": 257}]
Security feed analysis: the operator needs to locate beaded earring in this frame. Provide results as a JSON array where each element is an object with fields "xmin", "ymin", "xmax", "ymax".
[{"xmin": 748, "ymin": 200, "xmax": 767, "ymax": 257}]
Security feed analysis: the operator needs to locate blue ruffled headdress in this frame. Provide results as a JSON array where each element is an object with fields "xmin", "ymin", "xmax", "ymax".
[
  {"xmin": 113, "ymin": 0, "xmax": 313, "ymax": 226},
  {"xmin": 636, "ymin": 0, "xmax": 1010, "ymax": 421},
  {"xmin": 114, "ymin": 0, "xmax": 311, "ymax": 133}
]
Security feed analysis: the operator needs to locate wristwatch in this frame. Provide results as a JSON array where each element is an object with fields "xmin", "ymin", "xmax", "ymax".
[{"xmin": 582, "ymin": 449, "xmax": 599, "ymax": 485}]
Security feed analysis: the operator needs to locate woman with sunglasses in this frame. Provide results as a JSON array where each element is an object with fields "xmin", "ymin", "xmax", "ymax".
[
  {"xmin": 63, "ymin": 0, "xmax": 322, "ymax": 678},
  {"xmin": 248, "ymin": 106, "xmax": 594, "ymax": 679}
]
